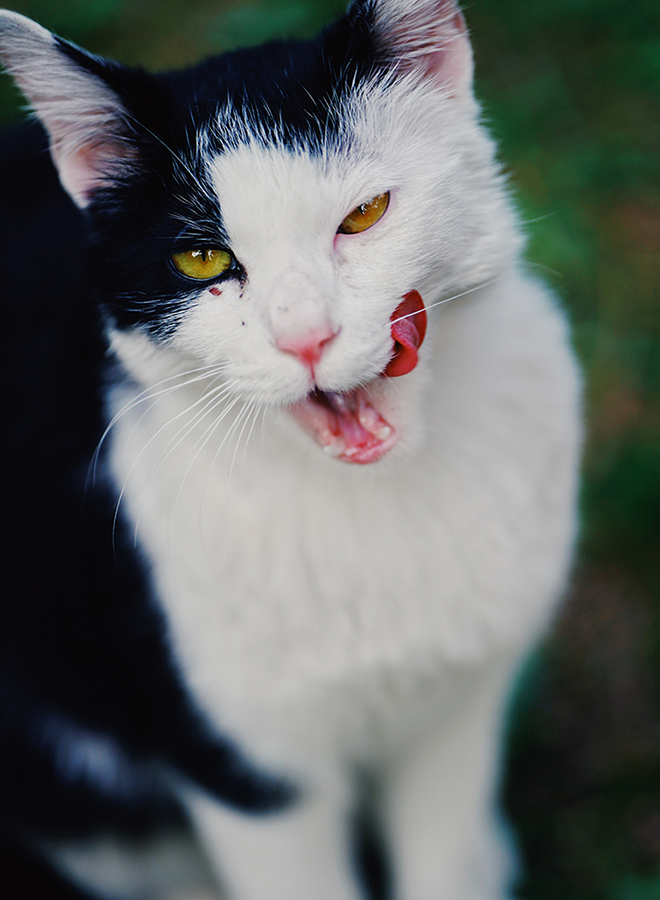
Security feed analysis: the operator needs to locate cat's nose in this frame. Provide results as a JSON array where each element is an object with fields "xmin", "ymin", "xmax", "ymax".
[
  {"xmin": 276, "ymin": 326, "xmax": 339, "ymax": 370},
  {"xmin": 266, "ymin": 268, "xmax": 338, "ymax": 370}
]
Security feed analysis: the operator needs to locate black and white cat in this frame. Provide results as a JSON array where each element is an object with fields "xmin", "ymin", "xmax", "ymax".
[{"xmin": 0, "ymin": 2, "xmax": 582, "ymax": 898}]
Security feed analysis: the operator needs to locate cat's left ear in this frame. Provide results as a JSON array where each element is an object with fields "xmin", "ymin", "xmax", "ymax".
[
  {"xmin": 0, "ymin": 11, "xmax": 137, "ymax": 208},
  {"xmin": 352, "ymin": 0, "xmax": 473, "ymax": 96}
]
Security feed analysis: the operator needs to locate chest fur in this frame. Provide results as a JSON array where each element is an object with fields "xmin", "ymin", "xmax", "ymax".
[{"xmin": 108, "ymin": 279, "xmax": 580, "ymax": 769}]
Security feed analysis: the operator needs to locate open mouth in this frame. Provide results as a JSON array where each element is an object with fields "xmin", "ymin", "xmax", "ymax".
[
  {"xmin": 289, "ymin": 386, "xmax": 398, "ymax": 464},
  {"xmin": 288, "ymin": 291, "xmax": 427, "ymax": 464}
]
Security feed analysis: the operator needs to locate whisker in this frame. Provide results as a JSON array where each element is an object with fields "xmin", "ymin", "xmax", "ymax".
[
  {"xmin": 527, "ymin": 260, "xmax": 564, "ymax": 280},
  {"xmin": 123, "ymin": 112, "xmax": 201, "ymax": 188},
  {"xmin": 88, "ymin": 361, "xmax": 227, "ymax": 485},
  {"xmin": 130, "ymin": 384, "xmax": 242, "ymax": 545},
  {"xmin": 170, "ymin": 393, "xmax": 244, "ymax": 517},
  {"xmin": 229, "ymin": 400, "xmax": 259, "ymax": 486},
  {"xmin": 242, "ymin": 402, "xmax": 263, "ymax": 467},
  {"xmin": 149, "ymin": 381, "xmax": 237, "ymax": 480},
  {"xmin": 110, "ymin": 376, "xmax": 237, "ymax": 549},
  {"xmin": 191, "ymin": 395, "xmax": 252, "ymax": 551},
  {"xmin": 93, "ymin": 372, "xmax": 224, "ymax": 527},
  {"xmin": 520, "ymin": 211, "xmax": 558, "ymax": 226},
  {"xmin": 259, "ymin": 404, "xmax": 269, "ymax": 454},
  {"xmin": 165, "ymin": 393, "xmax": 252, "ymax": 562},
  {"xmin": 390, "ymin": 276, "xmax": 503, "ymax": 326},
  {"xmin": 122, "ymin": 375, "xmax": 227, "ymax": 473}
]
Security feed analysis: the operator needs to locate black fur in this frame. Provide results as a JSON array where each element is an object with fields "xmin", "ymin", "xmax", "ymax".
[
  {"xmin": 0, "ymin": 120, "xmax": 293, "ymax": 848},
  {"xmin": 1, "ymin": 0, "xmax": 383, "ymax": 874},
  {"xmin": 55, "ymin": 8, "xmax": 382, "ymax": 338}
]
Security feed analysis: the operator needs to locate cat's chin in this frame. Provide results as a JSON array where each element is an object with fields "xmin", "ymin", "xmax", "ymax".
[{"xmin": 288, "ymin": 384, "xmax": 398, "ymax": 464}]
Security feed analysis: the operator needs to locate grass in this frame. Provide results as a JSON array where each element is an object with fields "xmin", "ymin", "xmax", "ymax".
[{"xmin": 2, "ymin": 1, "xmax": 659, "ymax": 897}]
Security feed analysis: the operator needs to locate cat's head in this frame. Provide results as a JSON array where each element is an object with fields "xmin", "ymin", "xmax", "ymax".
[{"xmin": 0, "ymin": 1, "xmax": 520, "ymax": 465}]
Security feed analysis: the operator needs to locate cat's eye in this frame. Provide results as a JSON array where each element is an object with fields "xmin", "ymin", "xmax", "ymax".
[
  {"xmin": 171, "ymin": 248, "xmax": 233, "ymax": 281},
  {"xmin": 338, "ymin": 192, "xmax": 390, "ymax": 235}
]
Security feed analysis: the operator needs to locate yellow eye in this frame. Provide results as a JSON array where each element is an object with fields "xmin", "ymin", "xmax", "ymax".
[
  {"xmin": 338, "ymin": 192, "xmax": 390, "ymax": 234},
  {"xmin": 171, "ymin": 248, "xmax": 233, "ymax": 280}
]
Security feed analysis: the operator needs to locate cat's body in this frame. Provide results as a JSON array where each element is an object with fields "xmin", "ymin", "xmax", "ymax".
[{"xmin": 0, "ymin": 3, "xmax": 581, "ymax": 899}]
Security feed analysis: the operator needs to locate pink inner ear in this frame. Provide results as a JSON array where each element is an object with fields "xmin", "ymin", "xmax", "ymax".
[
  {"xmin": 54, "ymin": 144, "xmax": 102, "ymax": 207},
  {"xmin": 52, "ymin": 138, "xmax": 135, "ymax": 208},
  {"xmin": 383, "ymin": 290, "xmax": 427, "ymax": 378},
  {"xmin": 390, "ymin": 3, "xmax": 473, "ymax": 95},
  {"xmin": 425, "ymin": 10, "xmax": 470, "ymax": 85}
]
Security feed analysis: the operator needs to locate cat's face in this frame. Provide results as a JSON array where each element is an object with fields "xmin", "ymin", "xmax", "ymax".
[{"xmin": 0, "ymin": 1, "xmax": 519, "ymax": 464}]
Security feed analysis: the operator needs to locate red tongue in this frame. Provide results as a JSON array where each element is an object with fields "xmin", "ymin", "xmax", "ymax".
[{"xmin": 382, "ymin": 290, "xmax": 427, "ymax": 378}]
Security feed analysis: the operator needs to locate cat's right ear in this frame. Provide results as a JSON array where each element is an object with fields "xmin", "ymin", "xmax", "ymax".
[
  {"xmin": 0, "ymin": 10, "xmax": 136, "ymax": 208},
  {"xmin": 350, "ymin": 0, "xmax": 473, "ymax": 97}
]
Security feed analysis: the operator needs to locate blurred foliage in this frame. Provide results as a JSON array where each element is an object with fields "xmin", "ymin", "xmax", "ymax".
[{"xmin": 1, "ymin": 1, "xmax": 659, "ymax": 899}]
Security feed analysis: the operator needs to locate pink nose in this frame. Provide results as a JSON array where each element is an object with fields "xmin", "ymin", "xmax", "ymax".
[{"xmin": 276, "ymin": 326, "xmax": 339, "ymax": 369}]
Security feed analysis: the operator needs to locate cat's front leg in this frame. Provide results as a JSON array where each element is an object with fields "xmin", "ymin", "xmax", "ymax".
[
  {"xmin": 182, "ymin": 776, "xmax": 365, "ymax": 900},
  {"xmin": 380, "ymin": 660, "xmax": 518, "ymax": 900}
]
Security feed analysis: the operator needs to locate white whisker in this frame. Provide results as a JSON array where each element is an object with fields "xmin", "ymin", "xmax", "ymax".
[
  {"xmin": 149, "ymin": 381, "xmax": 238, "ymax": 480},
  {"xmin": 226, "ymin": 401, "xmax": 255, "ymax": 475},
  {"xmin": 110, "ymin": 374, "xmax": 236, "ymax": 548},
  {"xmin": 124, "ymin": 112, "xmax": 202, "ymax": 189},
  {"xmin": 259, "ymin": 405, "xmax": 269, "ymax": 454},
  {"xmin": 128, "ymin": 390, "xmax": 235, "ymax": 546},
  {"xmin": 168, "ymin": 393, "xmax": 245, "ymax": 530},
  {"xmin": 130, "ymin": 384, "xmax": 242, "ymax": 545},
  {"xmin": 390, "ymin": 276, "xmax": 503, "ymax": 326},
  {"xmin": 166, "ymin": 393, "xmax": 256, "ymax": 564},
  {"xmin": 230, "ymin": 400, "xmax": 260, "ymax": 485},
  {"xmin": 88, "ymin": 361, "xmax": 227, "ymax": 485}
]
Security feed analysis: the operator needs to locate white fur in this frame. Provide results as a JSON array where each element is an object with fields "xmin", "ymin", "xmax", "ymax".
[
  {"xmin": 1, "ymin": 2, "xmax": 582, "ymax": 898},
  {"xmin": 109, "ymin": 269, "xmax": 580, "ymax": 769},
  {"xmin": 104, "ymin": 26, "xmax": 581, "ymax": 900},
  {"xmin": 45, "ymin": 831, "xmax": 216, "ymax": 900},
  {"xmin": 105, "ymin": 118, "xmax": 581, "ymax": 900}
]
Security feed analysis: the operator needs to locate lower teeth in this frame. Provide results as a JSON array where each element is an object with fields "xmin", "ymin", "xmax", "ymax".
[{"xmin": 323, "ymin": 441, "xmax": 346, "ymax": 458}]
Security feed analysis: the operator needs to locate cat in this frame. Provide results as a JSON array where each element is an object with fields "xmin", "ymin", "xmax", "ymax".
[{"xmin": 0, "ymin": 2, "xmax": 582, "ymax": 899}]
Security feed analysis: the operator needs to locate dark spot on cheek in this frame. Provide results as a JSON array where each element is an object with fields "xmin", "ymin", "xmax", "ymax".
[{"xmin": 209, "ymin": 286, "xmax": 222, "ymax": 297}]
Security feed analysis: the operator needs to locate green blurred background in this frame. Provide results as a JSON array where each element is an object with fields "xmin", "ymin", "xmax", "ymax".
[{"xmin": 1, "ymin": 1, "xmax": 658, "ymax": 898}]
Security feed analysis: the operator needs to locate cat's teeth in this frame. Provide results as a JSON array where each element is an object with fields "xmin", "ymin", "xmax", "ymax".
[
  {"xmin": 323, "ymin": 439, "xmax": 346, "ymax": 458},
  {"xmin": 289, "ymin": 388, "xmax": 397, "ymax": 463},
  {"xmin": 357, "ymin": 401, "xmax": 391, "ymax": 440}
]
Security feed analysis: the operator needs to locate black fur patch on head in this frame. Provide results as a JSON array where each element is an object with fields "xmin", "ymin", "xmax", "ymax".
[{"xmin": 65, "ymin": 7, "xmax": 382, "ymax": 338}]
